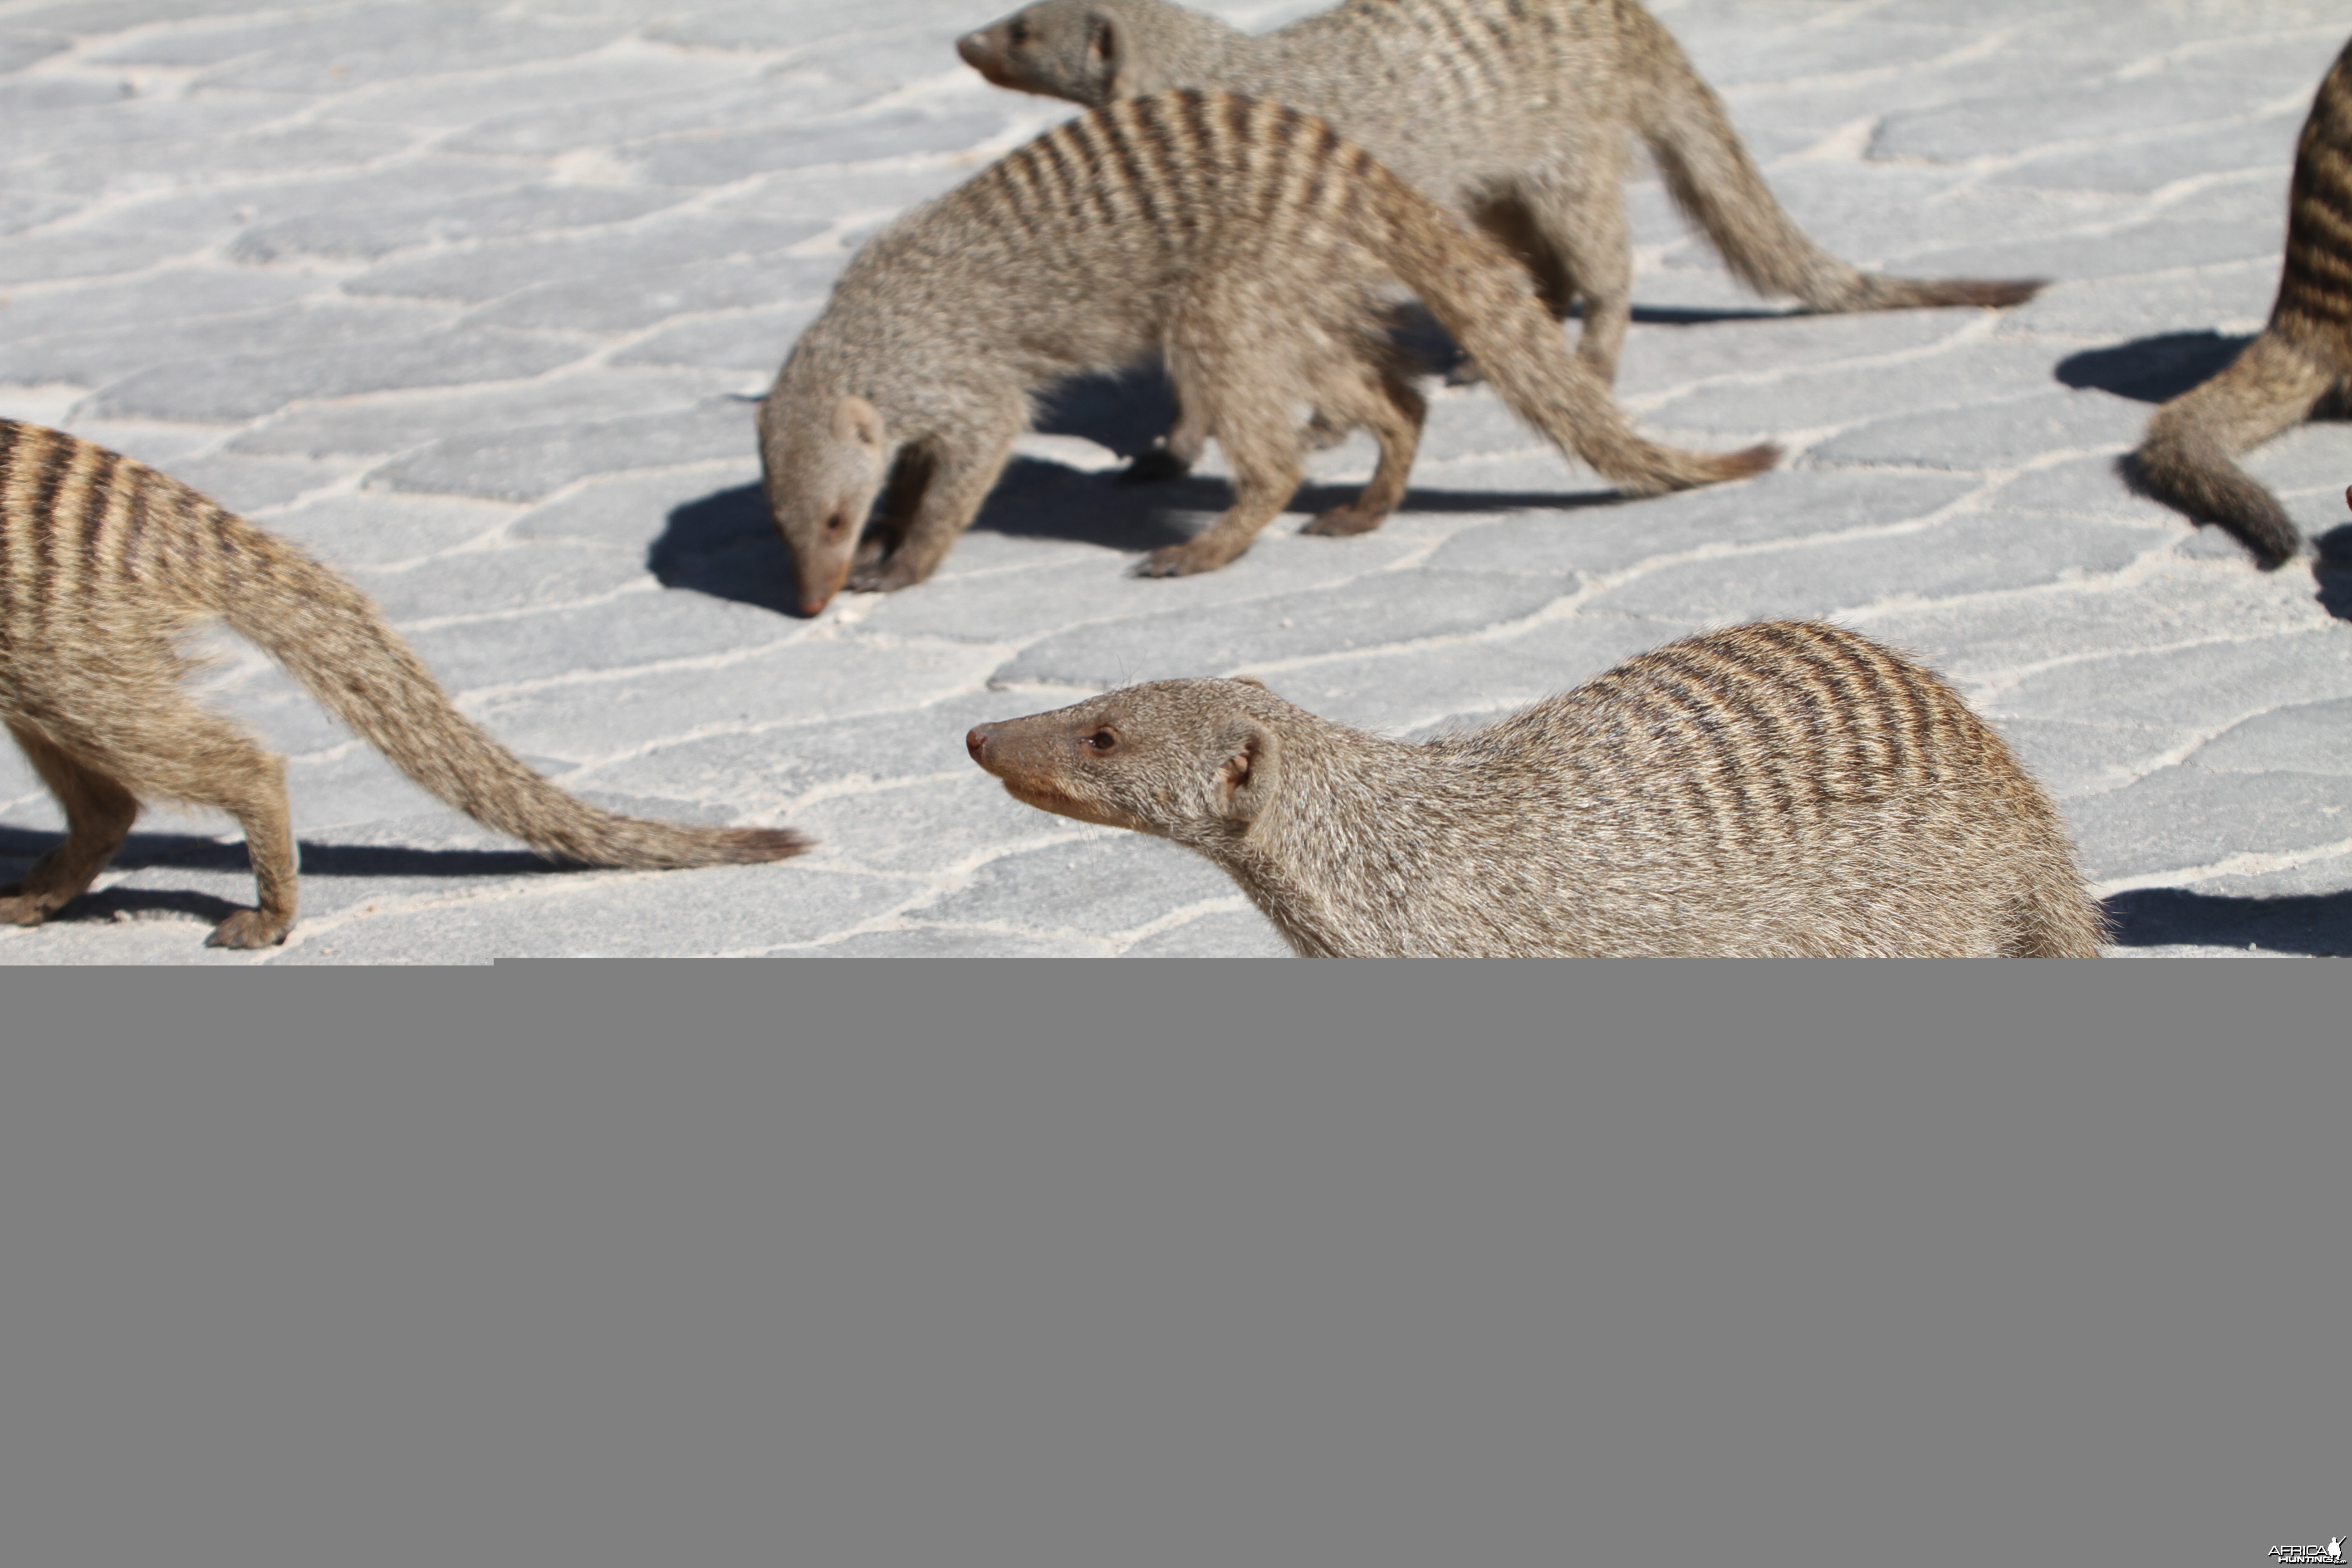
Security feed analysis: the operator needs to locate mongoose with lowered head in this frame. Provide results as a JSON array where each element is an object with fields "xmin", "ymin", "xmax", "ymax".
[
  {"xmin": 2129, "ymin": 34, "xmax": 2352, "ymax": 568},
  {"xmin": 0, "ymin": 420, "xmax": 808, "ymax": 949},
  {"xmin": 760, "ymin": 89, "xmax": 1774, "ymax": 615},
  {"xmin": 966, "ymin": 622, "xmax": 2107, "ymax": 957},
  {"xmin": 956, "ymin": 0, "xmax": 2044, "ymax": 397}
]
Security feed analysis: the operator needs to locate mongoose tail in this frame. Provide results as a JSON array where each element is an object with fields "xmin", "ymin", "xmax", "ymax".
[
  {"xmin": 1617, "ymin": 2, "xmax": 2045, "ymax": 316},
  {"xmin": 1362, "ymin": 162, "xmax": 1778, "ymax": 492},
  {"xmin": 2127, "ymin": 35, "xmax": 2352, "ymax": 567},
  {"xmin": 219, "ymin": 536, "xmax": 813, "ymax": 871},
  {"xmin": 2127, "ymin": 334, "xmax": 2330, "ymax": 567},
  {"xmin": 967, "ymin": 624, "xmax": 2105, "ymax": 958},
  {"xmin": 0, "ymin": 420, "xmax": 806, "ymax": 949}
]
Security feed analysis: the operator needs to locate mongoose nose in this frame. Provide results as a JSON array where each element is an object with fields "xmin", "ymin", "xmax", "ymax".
[
  {"xmin": 966, "ymin": 725, "xmax": 994, "ymax": 765},
  {"xmin": 956, "ymin": 32, "xmax": 987, "ymax": 66}
]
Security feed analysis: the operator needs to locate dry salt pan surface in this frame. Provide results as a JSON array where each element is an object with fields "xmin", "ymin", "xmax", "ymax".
[{"xmin": 2, "ymin": 0, "xmax": 2350, "ymax": 961}]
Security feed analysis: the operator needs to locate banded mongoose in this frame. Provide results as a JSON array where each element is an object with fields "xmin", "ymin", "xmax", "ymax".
[
  {"xmin": 965, "ymin": 622, "xmax": 2107, "ymax": 957},
  {"xmin": 0, "ymin": 420, "xmax": 808, "ymax": 949},
  {"xmin": 760, "ymin": 89, "xmax": 1774, "ymax": 615},
  {"xmin": 956, "ymin": 0, "xmax": 2044, "ymax": 397},
  {"xmin": 2129, "ymin": 34, "xmax": 2352, "ymax": 568}
]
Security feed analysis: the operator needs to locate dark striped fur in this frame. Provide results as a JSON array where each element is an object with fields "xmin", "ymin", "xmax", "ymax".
[
  {"xmin": 0, "ymin": 421, "xmax": 807, "ymax": 949},
  {"xmin": 969, "ymin": 622, "xmax": 2106, "ymax": 957},
  {"xmin": 761, "ymin": 90, "xmax": 1772, "ymax": 612},
  {"xmin": 2131, "ymin": 35, "xmax": 2352, "ymax": 566}
]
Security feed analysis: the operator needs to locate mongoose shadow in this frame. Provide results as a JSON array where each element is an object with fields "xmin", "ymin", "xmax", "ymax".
[
  {"xmin": 0, "ymin": 825, "xmax": 559, "ymax": 929},
  {"xmin": 2055, "ymin": 332, "xmax": 2258, "ymax": 405},
  {"xmin": 2102, "ymin": 886, "xmax": 2352, "ymax": 955},
  {"xmin": 2313, "ymin": 523, "xmax": 2352, "ymax": 621},
  {"xmin": 657, "ymin": 439, "xmax": 1623, "ymax": 621}
]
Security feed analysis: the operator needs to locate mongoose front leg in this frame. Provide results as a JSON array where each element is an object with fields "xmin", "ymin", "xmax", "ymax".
[
  {"xmin": 0, "ymin": 723, "xmax": 140, "ymax": 926},
  {"xmin": 206, "ymin": 762, "xmax": 298, "ymax": 950},
  {"xmin": 1137, "ymin": 395, "xmax": 1303, "ymax": 577},
  {"xmin": 846, "ymin": 421, "xmax": 1022, "ymax": 594}
]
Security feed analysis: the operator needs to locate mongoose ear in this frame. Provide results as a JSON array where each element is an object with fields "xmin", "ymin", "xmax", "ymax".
[
  {"xmin": 1215, "ymin": 722, "xmax": 1279, "ymax": 823},
  {"xmin": 1228, "ymin": 675, "xmax": 1268, "ymax": 690},
  {"xmin": 832, "ymin": 394, "xmax": 884, "ymax": 450},
  {"xmin": 1089, "ymin": 14, "xmax": 1122, "ymax": 93}
]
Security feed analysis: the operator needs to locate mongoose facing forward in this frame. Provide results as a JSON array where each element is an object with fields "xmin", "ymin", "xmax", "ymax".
[
  {"xmin": 0, "ymin": 420, "xmax": 808, "ymax": 949},
  {"xmin": 2130, "ymin": 34, "xmax": 2352, "ymax": 567},
  {"xmin": 760, "ymin": 89, "xmax": 1774, "ymax": 615},
  {"xmin": 966, "ymin": 622, "xmax": 2107, "ymax": 957},
  {"xmin": 956, "ymin": 0, "xmax": 2044, "ymax": 392}
]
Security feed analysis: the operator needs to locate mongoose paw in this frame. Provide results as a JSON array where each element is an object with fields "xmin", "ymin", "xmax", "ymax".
[
  {"xmin": 1444, "ymin": 359, "xmax": 1489, "ymax": 387},
  {"xmin": 0, "ymin": 890, "xmax": 50, "ymax": 927},
  {"xmin": 1118, "ymin": 449, "xmax": 1193, "ymax": 485},
  {"xmin": 206, "ymin": 909, "xmax": 292, "ymax": 949},
  {"xmin": 1135, "ymin": 539, "xmax": 1239, "ymax": 578},
  {"xmin": 1302, "ymin": 504, "xmax": 1387, "ymax": 538},
  {"xmin": 846, "ymin": 558, "xmax": 928, "ymax": 594}
]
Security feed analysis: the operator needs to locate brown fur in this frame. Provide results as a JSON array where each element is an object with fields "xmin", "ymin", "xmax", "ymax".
[
  {"xmin": 760, "ymin": 90, "xmax": 1774, "ymax": 613},
  {"xmin": 967, "ymin": 622, "xmax": 2106, "ymax": 958},
  {"xmin": 0, "ymin": 420, "xmax": 808, "ymax": 949},
  {"xmin": 2130, "ymin": 34, "xmax": 2352, "ymax": 568},
  {"xmin": 956, "ymin": 0, "xmax": 2043, "ymax": 393}
]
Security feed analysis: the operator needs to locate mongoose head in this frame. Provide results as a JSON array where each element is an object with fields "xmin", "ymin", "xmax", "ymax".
[
  {"xmin": 958, "ymin": 1, "xmax": 1123, "ymax": 103},
  {"xmin": 967, "ymin": 676, "xmax": 1286, "ymax": 843},
  {"xmin": 758, "ymin": 387, "xmax": 892, "ymax": 616},
  {"xmin": 959, "ymin": 0, "xmax": 1238, "ymax": 104}
]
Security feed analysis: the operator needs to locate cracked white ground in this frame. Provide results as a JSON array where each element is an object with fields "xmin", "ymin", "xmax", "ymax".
[{"xmin": 2, "ymin": 0, "xmax": 2349, "ymax": 960}]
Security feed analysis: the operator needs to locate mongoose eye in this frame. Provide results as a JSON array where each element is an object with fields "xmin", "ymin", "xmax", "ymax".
[
  {"xmin": 1009, "ymin": 20, "xmax": 1028, "ymax": 45},
  {"xmin": 1084, "ymin": 728, "xmax": 1119, "ymax": 754},
  {"xmin": 823, "ymin": 512, "xmax": 848, "ymax": 538}
]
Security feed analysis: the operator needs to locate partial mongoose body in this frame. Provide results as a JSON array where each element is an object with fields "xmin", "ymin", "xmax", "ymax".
[
  {"xmin": 956, "ymin": 0, "xmax": 2043, "ymax": 393},
  {"xmin": 966, "ymin": 622, "xmax": 2106, "ymax": 957},
  {"xmin": 2130, "ymin": 35, "xmax": 2352, "ymax": 567},
  {"xmin": 0, "ymin": 420, "xmax": 808, "ymax": 949},
  {"xmin": 760, "ymin": 89, "xmax": 1774, "ymax": 614}
]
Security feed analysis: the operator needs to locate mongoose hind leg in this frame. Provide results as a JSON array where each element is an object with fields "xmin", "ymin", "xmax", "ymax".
[
  {"xmin": 1137, "ymin": 377, "xmax": 1304, "ymax": 577},
  {"xmin": 0, "ymin": 721, "xmax": 141, "ymax": 927},
  {"xmin": 1302, "ymin": 360, "xmax": 1426, "ymax": 538},
  {"xmin": 63, "ymin": 699, "xmax": 301, "ymax": 948},
  {"xmin": 1452, "ymin": 191, "xmax": 1583, "ymax": 388},
  {"xmin": 1521, "ymin": 153, "xmax": 1634, "ymax": 386}
]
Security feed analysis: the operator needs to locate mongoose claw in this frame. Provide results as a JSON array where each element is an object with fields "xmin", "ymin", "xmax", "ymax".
[
  {"xmin": 1302, "ymin": 505, "xmax": 1387, "ymax": 537},
  {"xmin": 206, "ymin": 909, "xmax": 293, "ymax": 949},
  {"xmin": 1135, "ymin": 539, "xmax": 1236, "ymax": 577},
  {"xmin": 1119, "ymin": 449, "xmax": 1193, "ymax": 485},
  {"xmin": 846, "ymin": 555, "xmax": 931, "ymax": 594}
]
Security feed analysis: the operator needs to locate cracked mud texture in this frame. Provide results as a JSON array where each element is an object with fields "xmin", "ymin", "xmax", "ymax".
[{"xmin": 3, "ymin": 0, "xmax": 2351, "ymax": 961}]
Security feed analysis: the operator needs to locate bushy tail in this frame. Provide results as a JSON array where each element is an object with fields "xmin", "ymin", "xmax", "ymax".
[
  {"xmin": 1360, "ymin": 170, "xmax": 1777, "ymax": 494},
  {"xmin": 2128, "ymin": 331, "xmax": 2335, "ymax": 568},
  {"xmin": 1617, "ymin": 5, "xmax": 2043, "ymax": 315},
  {"xmin": 2010, "ymin": 864, "xmax": 2112, "ymax": 958},
  {"xmin": 211, "ymin": 535, "xmax": 811, "ymax": 867}
]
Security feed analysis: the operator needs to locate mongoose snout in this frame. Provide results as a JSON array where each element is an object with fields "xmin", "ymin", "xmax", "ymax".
[
  {"xmin": 966, "ymin": 711, "xmax": 1152, "ymax": 833},
  {"xmin": 965, "ymin": 627, "xmax": 2107, "ymax": 958}
]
